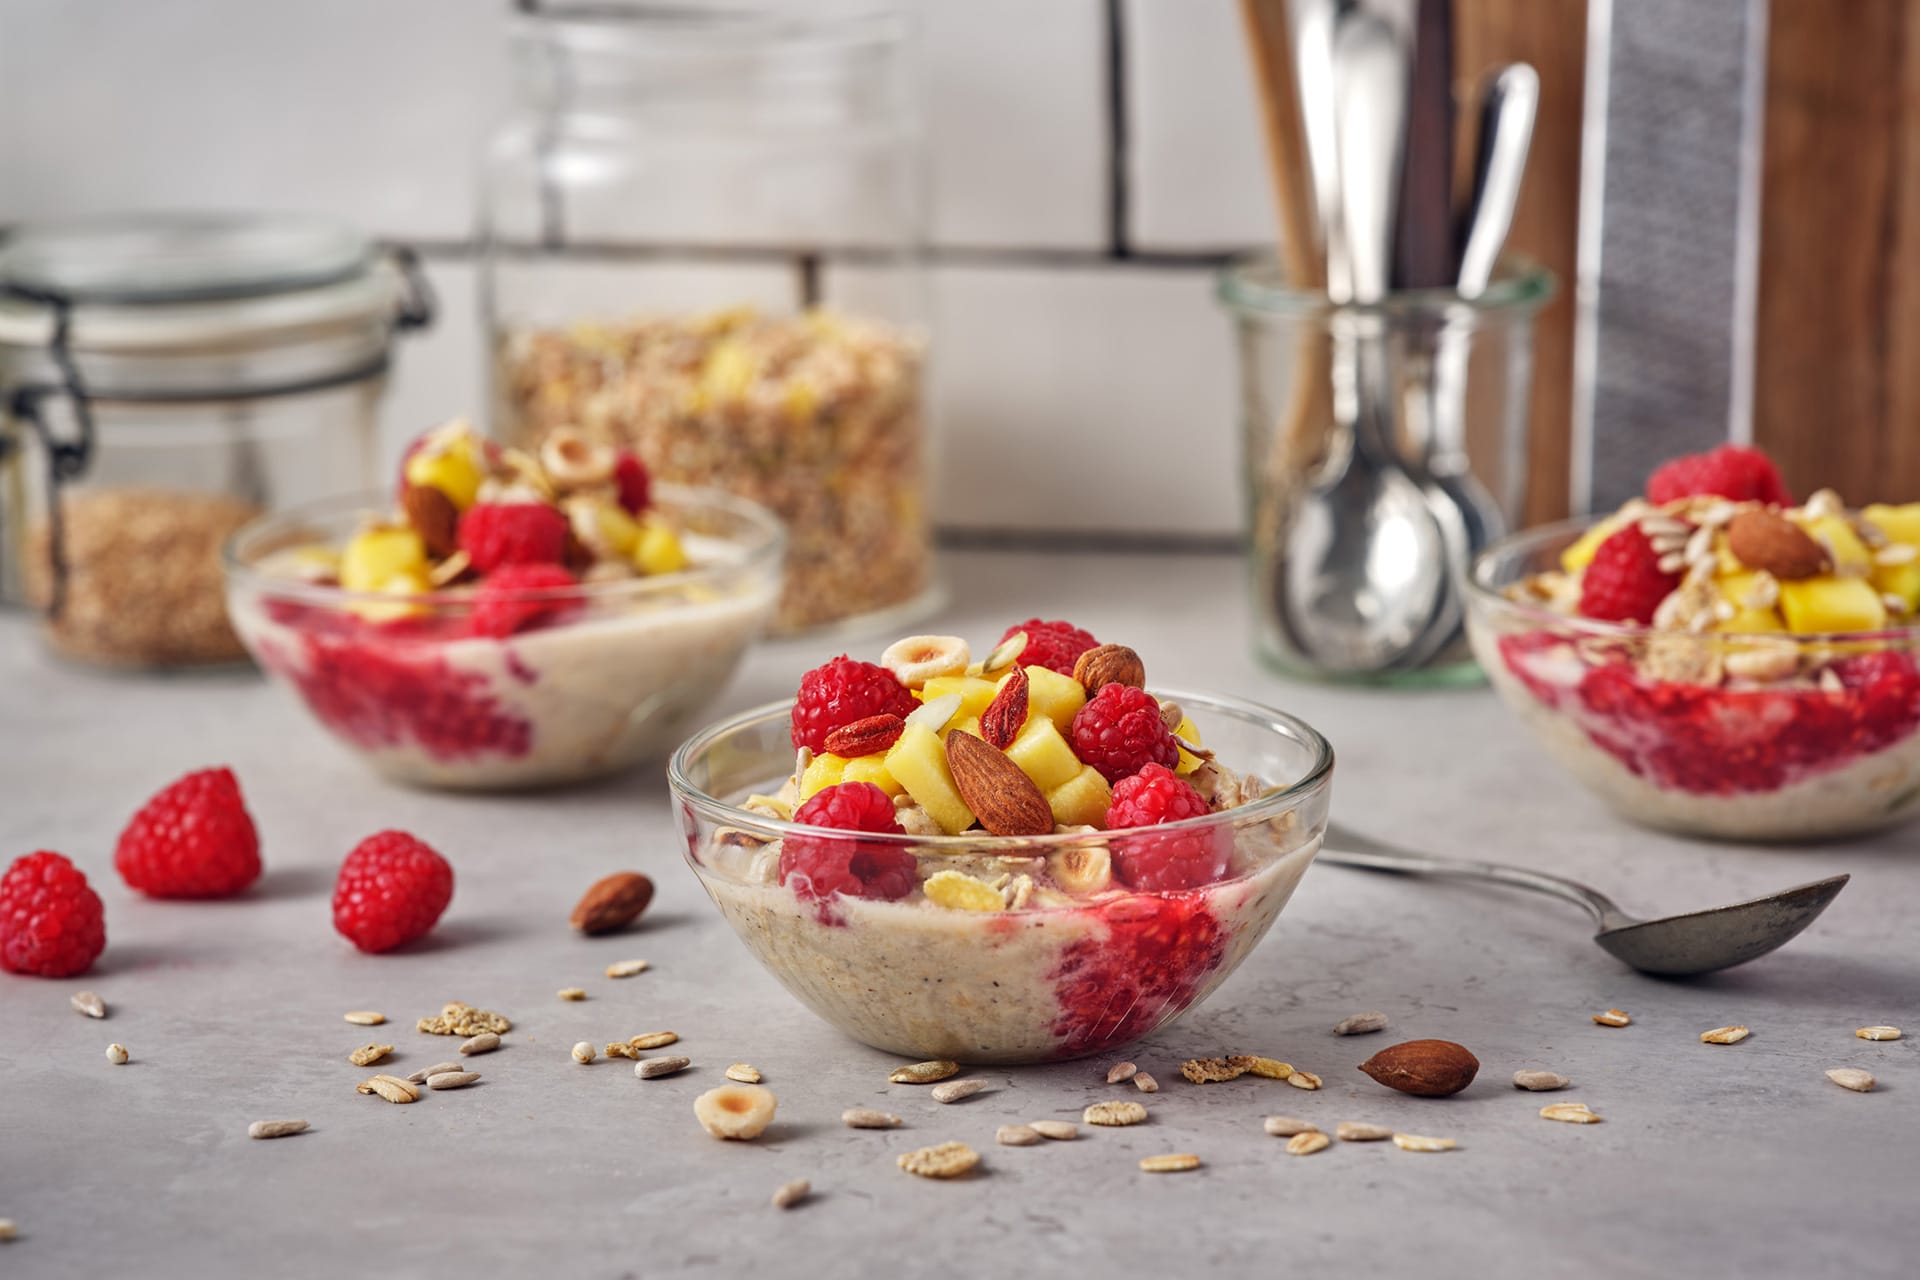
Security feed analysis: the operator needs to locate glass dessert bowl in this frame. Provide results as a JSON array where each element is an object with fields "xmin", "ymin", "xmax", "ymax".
[
  {"xmin": 669, "ymin": 624, "xmax": 1333, "ymax": 1064},
  {"xmin": 224, "ymin": 421, "xmax": 783, "ymax": 790},
  {"xmin": 1468, "ymin": 446, "xmax": 1920, "ymax": 840}
]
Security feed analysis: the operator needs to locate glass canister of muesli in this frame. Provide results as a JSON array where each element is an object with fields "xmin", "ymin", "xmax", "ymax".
[
  {"xmin": 0, "ymin": 213, "xmax": 431, "ymax": 668},
  {"xmin": 482, "ymin": 2, "xmax": 935, "ymax": 635}
]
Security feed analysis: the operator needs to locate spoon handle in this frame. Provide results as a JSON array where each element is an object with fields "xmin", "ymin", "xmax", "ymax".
[{"xmin": 1321, "ymin": 822, "xmax": 1627, "ymax": 928}]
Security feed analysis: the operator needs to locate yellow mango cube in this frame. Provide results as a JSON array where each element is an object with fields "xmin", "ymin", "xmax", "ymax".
[
  {"xmin": 1022, "ymin": 665, "xmax": 1088, "ymax": 733},
  {"xmin": 633, "ymin": 518, "xmax": 689, "ymax": 576},
  {"xmin": 1046, "ymin": 766, "xmax": 1112, "ymax": 829},
  {"xmin": 1714, "ymin": 605, "xmax": 1786, "ymax": 634},
  {"xmin": 341, "ymin": 526, "xmax": 427, "ymax": 594},
  {"xmin": 1795, "ymin": 514, "xmax": 1872, "ymax": 573},
  {"xmin": 948, "ymin": 715, "xmax": 982, "ymax": 741},
  {"xmin": 841, "ymin": 753, "xmax": 904, "ymax": 797},
  {"xmin": 883, "ymin": 724, "xmax": 975, "ymax": 834},
  {"xmin": 1871, "ymin": 558, "xmax": 1920, "ymax": 611},
  {"xmin": 1172, "ymin": 716, "xmax": 1203, "ymax": 775},
  {"xmin": 1003, "ymin": 717, "xmax": 1083, "ymax": 792},
  {"xmin": 348, "ymin": 569, "xmax": 431, "ymax": 623},
  {"xmin": 569, "ymin": 498, "xmax": 641, "ymax": 558},
  {"xmin": 1560, "ymin": 515, "xmax": 1626, "ymax": 574},
  {"xmin": 922, "ymin": 870, "xmax": 1005, "ymax": 913},
  {"xmin": 921, "ymin": 676, "xmax": 1001, "ymax": 722},
  {"xmin": 404, "ymin": 436, "xmax": 484, "ymax": 509},
  {"xmin": 800, "ymin": 753, "xmax": 849, "ymax": 800},
  {"xmin": 1863, "ymin": 503, "xmax": 1920, "ymax": 548},
  {"xmin": 1778, "ymin": 577, "xmax": 1888, "ymax": 634}
]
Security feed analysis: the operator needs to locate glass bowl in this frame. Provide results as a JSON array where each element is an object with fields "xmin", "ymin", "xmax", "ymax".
[
  {"xmin": 224, "ymin": 485, "xmax": 783, "ymax": 790},
  {"xmin": 668, "ymin": 689, "xmax": 1333, "ymax": 1064},
  {"xmin": 1468, "ymin": 519, "xmax": 1920, "ymax": 840}
]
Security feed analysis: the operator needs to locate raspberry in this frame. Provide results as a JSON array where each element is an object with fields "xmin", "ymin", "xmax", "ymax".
[
  {"xmin": 0, "ymin": 851, "xmax": 106, "ymax": 977},
  {"xmin": 1069, "ymin": 683, "xmax": 1180, "ymax": 783},
  {"xmin": 470, "ymin": 563, "xmax": 580, "ymax": 639},
  {"xmin": 778, "ymin": 782, "xmax": 916, "ymax": 904},
  {"xmin": 114, "ymin": 767, "xmax": 261, "ymax": 899},
  {"xmin": 1577, "ymin": 524, "xmax": 1683, "ymax": 624},
  {"xmin": 331, "ymin": 831, "xmax": 454, "ymax": 953},
  {"xmin": 1105, "ymin": 763, "xmax": 1231, "ymax": 891},
  {"xmin": 789, "ymin": 656, "xmax": 917, "ymax": 753},
  {"xmin": 1048, "ymin": 892, "xmax": 1227, "ymax": 1056},
  {"xmin": 1000, "ymin": 618, "xmax": 1098, "ymax": 677},
  {"xmin": 456, "ymin": 502, "xmax": 570, "ymax": 573},
  {"xmin": 613, "ymin": 450, "xmax": 652, "ymax": 515},
  {"xmin": 1646, "ymin": 444, "xmax": 1792, "ymax": 507}
]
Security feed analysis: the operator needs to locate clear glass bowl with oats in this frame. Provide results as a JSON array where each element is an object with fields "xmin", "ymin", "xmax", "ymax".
[
  {"xmin": 483, "ymin": 5, "xmax": 933, "ymax": 635},
  {"xmin": 668, "ymin": 627, "xmax": 1333, "ymax": 1064},
  {"xmin": 1468, "ymin": 454, "xmax": 1920, "ymax": 840}
]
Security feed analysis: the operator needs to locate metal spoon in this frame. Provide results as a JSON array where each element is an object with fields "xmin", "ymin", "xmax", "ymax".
[{"xmin": 1322, "ymin": 823, "xmax": 1850, "ymax": 976}]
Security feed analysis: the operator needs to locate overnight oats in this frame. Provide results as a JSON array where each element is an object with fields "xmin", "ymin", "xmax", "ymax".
[
  {"xmin": 497, "ymin": 307, "xmax": 931, "ymax": 635},
  {"xmin": 1468, "ymin": 444, "xmax": 1920, "ymax": 840},
  {"xmin": 225, "ymin": 420, "xmax": 782, "ymax": 789},
  {"xmin": 669, "ymin": 622, "xmax": 1333, "ymax": 1063}
]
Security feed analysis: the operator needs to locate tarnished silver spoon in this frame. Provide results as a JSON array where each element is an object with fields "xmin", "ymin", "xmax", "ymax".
[{"xmin": 1323, "ymin": 823, "xmax": 1849, "ymax": 977}]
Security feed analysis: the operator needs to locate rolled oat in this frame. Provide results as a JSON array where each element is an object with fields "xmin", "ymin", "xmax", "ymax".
[
  {"xmin": 1856, "ymin": 1026, "xmax": 1902, "ymax": 1041},
  {"xmin": 725, "ymin": 1063, "xmax": 762, "ymax": 1084},
  {"xmin": 1285, "ymin": 1132, "xmax": 1331, "ymax": 1156},
  {"xmin": 342, "ymin": 1011, "xmax": 385, "ymax": 1026},
  {"xmin": 1105, "ymin": 1061, "xmax": 1138, "ymax": 1084},
  {"xmin": 247, "ymin": 1120, "xmax": 309, "ymax": 1140},
  {"xmin": 929, "ymin": 1079, "xmax": 986, "ymax": 1104},
  {"xmin": 1140, "ymin": 1153, "xmax": 1202, "ymax": 1172},
  {"xmin": 1333, "ymin": 1011, "xmax": 1388, "ymax": 1036},
  {"xmin": 771, "ymin": 1179, "xmax": 811, "ymax": 1210},
  {"xmin": 842, "ymin": 1109, "xmax": 902, "ymax": 1130},
  {"xmin": 1336, "ymin": 1122, "xmax": 1393, "ymax": 1142},
  {"xmin": 898, "ymin": 1141, "xmax": 980, "ymax": 1180},
  {"xmin": 1263, "ymin": 1116, "xmax": 1318, "ymax": 1138},
  {"xmin": 996, "ymin": 1124, "xmax": 1042, "ymax": 1147},
  {"xmin": 1029, "ymin": 1121, "xmax": 1078, "ymax": 1141},
  {"xmin": 1390, "ymin": 1133, "xmax": 1456, "ymax": 1152}
]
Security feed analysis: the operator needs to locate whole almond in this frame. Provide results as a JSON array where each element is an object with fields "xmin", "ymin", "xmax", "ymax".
[
  {"xmin": 979, "ymin": 666, "xmax": 1030, "ymax": 750},
  {"xmin": 945, "ymin": 732, "xmax": 1053, "ymax": 837},
  {"xmin": 1358, "ymin": 1039, "xmax": 1480, "ymax": 1097},
  {"xmin": 1727, "ymin": 510, "xmax": 1830, "ymax": 580},
  {"xmin": 824, "ymin": 714, "xmax": 906, "ymax": 758},
  {"xmin": 570, "ymin": 871, "xmax": 655, "ymax": 934},
  {"xmin": 1073, "ymin": 644, "xmax": 1146, "ymax": 693},
  {"xmin": 402, "ymin": 484, "xmax": 461, "ymax": 559}
]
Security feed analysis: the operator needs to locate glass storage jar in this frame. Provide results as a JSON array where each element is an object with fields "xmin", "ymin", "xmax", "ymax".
[
  {"xmin": 483, "ymin": 1, "xmax": 933, "ymax": 636},
  {"xmin": 0, "ymin": 213, "xmax": 431, "ymax": 669}
]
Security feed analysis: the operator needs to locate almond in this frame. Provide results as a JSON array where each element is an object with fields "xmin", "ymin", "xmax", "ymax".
[
  {"xmin": 823, "ymin": 714, "xmax": 905, "ymax": 758},
  {"xmin": 945, "ymin": 732, "xmax": 1053, "ymax": 836},
  {"xmin": 980, "ymin": 666, "xmax": 1029, "ymax": 749},
  {"xmin": 569, "ymin": 871, "xmax": 655, "ymax": 934},
  {"xmin": 1357, "ymin": 1039, "xmax": 1480, "ymax": 1097},
  {"xmin": 1073, "ymin": 643, "xmax": 1146, "ymax": 693},
  {"xmin": 402, "ymin": 484, "xmax": 460, "ymax": 559},
  {"xmin": 1727, "ymin": 510, "xmax": 1830, "ymax": 580}
]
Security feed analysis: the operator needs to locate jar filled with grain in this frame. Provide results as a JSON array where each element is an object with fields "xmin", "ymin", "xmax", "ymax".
[
  {"xmin": 482, "ymin": 2, "xmax": 934, "ymax": 635},
  {"xmin": 0, "ymin": 213, "xmax": 431, "ymax": 668}
]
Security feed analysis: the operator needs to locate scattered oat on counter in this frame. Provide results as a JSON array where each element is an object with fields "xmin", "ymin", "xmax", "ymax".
[
  {"xmin": 606, "ymin": 958, "xmax": 651, "ymax": 979},
  {"xmin": 724, "ymin": 1063, "xmax": 762, "ymax": 1084},
  {"xmin": 1085, "ymin": 1100, "xmax": 1148, "ymax": 1127},
  {"xmin": 897, "ymin": 1142, "xmax": 980, "ymax": 1179},
  {"xmin": 1513, "ymin": 1070, "xmax": 1571, "ymax": 1091},
  {"xmin": 1285, "ymin": 1070, "xmax": 1322, "ymax": 1091},
  {"xmin": 630, "ymin": 1032, "xmax": 679, "ymax": 1051},
  {"xmin": 1856, "ymin": 1025, "xmax": 1901, "ymax": 1042},
  {"xmin": 842, "ymin": 1109, "xmax": 902, "ymax": 1130},
  {"xmin": 996, "ymin": 1124, "xmax": 1042, "ymax": 1147},
  {"xmin": 1264, "ymin": 1116, "xmax": 1318, "ymax": 1138},
  {"xmin": 1029, "ymin": 1121, "xmax": 1078, "ymax": 1141},
  {"xmin": 342, "ymin": 1011, "xmax": 385, "ymax": 1026},
  {"xmin": 1540, "ymin": 1103, "xmax": 1603, "ymax": 1124},
  {"xmin": 1336, "ymin": 1122, "xmax": 1393, "ymax": 1142},
  {"xmin": 247, "ymin": 1120, "xmax": 309, "ymax": 1140},
  {"xmin": 1105, "ymin": 1061, "xmax": 1137, "ymax": 1084},
  {"xmin": 1133, "ymin": 1073, "xmax": 1160, "ymax": 1094},
  {"xmin": 408, "ymin": 1063, "xmax": 461, "ymax": 1084},
  {"xmin": 1826, "ymin": 1068, "xmax": 1876, "ymax": 1093},
  {"xmin": 557, "ymin": 987, "xmax": 587, "ymax": 1002},
  {"xmin": 1140, "ymin": 1153, "xmax": 1202, "ymax": 1172},
  {"xmin": 930, "ymin": 1079, "xmax": 986, "ymax": 1104},
  {"xmin": 1391, "ymin": 1133, "xmax": 1457, "ymax": 1152},
  {"xmin": 1592, "ymin": 1009, "xmax": 1631, "ymax": 1028},
  {"xmin": 1286, "ymin": 1132, "xmax": 1331, "ymax": 1156},
  {"xmin": 1334, "ymin": 1011, "xmax": 1389, "ymax": 1036},
  {"xmin": 1700, "ymin": 1026, "xmax": 1750, "ymax": 1045},
  {"xmin": 770, "ymin": 1179, "xmax": 811, "ymax": 1210}
]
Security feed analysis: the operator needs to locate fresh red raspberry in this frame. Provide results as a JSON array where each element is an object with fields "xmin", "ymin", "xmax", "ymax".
[
  {"xmin": 470, "ymin": 563, "xmax": 580, "ymax": 639},
  {"xmin": 1646, "ymin": 444, "xmax": 1792, "ymax": 507},
  {"xmin": 457, "ymin": 502, "xmax": 570, "ymax": 573},
  {"xmin": 1070, "ymin": 683, "xmax": 1180, "ymax": 783},
  {"xmin": 1105, "ymin": 763, "xmax": 1231, "ymax": 891},
  {"xmin": 1000, "ymin": 618, "xmax": 1099, "ymax": 676},
  {"xmin": 331, "ymin": 831, "xmax": 454, "ymax": 954},
  {"xmin": 613, "ymin": 450, "xmax": 651, "ymax": 515},
  {"xmin": 1577, "ymin": 524, "xmax": 1683, "ymax": 624},
  {"xmin": 114, "ymin": 767, "xmax": 261, "ymax": 899},
  {"xmin": 778, "ymin": 782, "xmax": 916, "ymax": 903},
  {"xmin": 789, "ymin": 656, "xmax": 917, "ymax": 752},
  {"xmin": 0, "ymin": 851, "xmax": 106, "ymax": 977}
]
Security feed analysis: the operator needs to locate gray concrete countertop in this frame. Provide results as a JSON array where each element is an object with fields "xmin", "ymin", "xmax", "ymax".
[{"xmin": 2, "ymin": 548, "xmax": 1915, "ymax": 1279}]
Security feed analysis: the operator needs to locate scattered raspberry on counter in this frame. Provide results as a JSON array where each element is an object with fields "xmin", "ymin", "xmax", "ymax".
[
  {"xmin": 332, "ymin": 831, "xmax": 455, "ymax": 954},
  {"xmin": 0, "ymin": 851, "xmax": 106, "ymax": 977},
  {"xmin": 1001, "ymin": 618, "xmax": 1099, "ymax": 677},
  {"xmin": 1576, "ymin": 524, "xmax": 1685, "ymax": 624},
  {"xmin": 114, "ymin": 767, "xmax": 261, "ymax": 899},
  {"xmin": 1646, "ymin": 443, "xmax": 1792, "ymax": 507},
  {"xmin": 789, "ymin": 656, "xmax": 918, "ymax": 753},
  {"xmin": 1106, "ymin": 764, "xmax": 1232, "ymax": 891},
  {"xmin": 1070, "ymin": 683, "xmax": 1181, "ymax": 783},
  {"xmin": 779, "ymin": 782, "xmax": 916, "ymax": 905}
]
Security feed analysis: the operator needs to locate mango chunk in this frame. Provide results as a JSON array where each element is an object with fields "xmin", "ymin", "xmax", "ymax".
[
  {"xmin": 1778, "ymin": 577, "xmax": 1888, "ymax": 634},
  {"xmin": 1173, "ymin": 716, "xmax": 1203, "ymax": 775},
  {"xmin": 922, "ymin": 870, "xmax": 1005, "ymax": 913},
  {"xmin": 883, "ymin": 724, "xmax": 975, "ymax": 834},
  {"xmin": 841, "ymin": 754, "xmax": 905, "ymax": 797},
  {"xmin": 1003, "ymin": 717, "xmax": 1083, "ymax": 793},
  {"xmin": 1863, "ymin": 503, "xmax": 1920, "ymax": 548},
  {"xmin": 341, "ymin": 526, "xmax": 427, "ymax": 594},
  {"xmin": 1022, "ymin": 665, "xmax": 1088, "ymax": 733},
  {"xmin": 921, "ymin": 676, "xmax": 1001, "ymax": 722},
  {"xmin": 633, "ymin": 518, "xmax": 689, "ymax": 575},
  {"xmin": 1795, "ymin": 514, "xmax": 1871, "ymax": 573},
  {"xmin": 800, "ymin": 753, "xmax": 849, "ymax": 800},
  {"xmin": 404, "ymin": 435, "xmax": 484, "ymax": 509},
  {"xmin": 1046, "ymin": 765, "xmax": 1112, "ymax": 829},
  {"xmin": 1871, "ymin": 558, "xmax": 1920, "ymax": 611}
]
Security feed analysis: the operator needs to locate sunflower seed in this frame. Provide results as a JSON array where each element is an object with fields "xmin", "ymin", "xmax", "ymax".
[
  {"xmin": 408, "ymin": 1062, "xmax": 462, "ymax": 1084},
  {"xmin": 1513, "ymin": 1070, "xmax": 1571, "ymax": 1091},
  {"xmin": 1133, "ymin": 1072, "xmax": 1160, "ymax": 1093},
  {"xmin": 348, "ymin": 1043, "xmax": 393, "ymax": 1067},
  {"xmin": 1592, "ymin": 1009, "xmax": 1631, "ymax": 1028},
  {"xmin": 1029, "ymin": 1121, "xmax": 1078, "ymax": 1141},
  {"xmin": 1084, "ymin": 1100, "xmax": 1148, "ymax": 1127},
  {"xmin": 1700, "ymin": 1025, "xmax": 1750, "ymax": 1045},
  {"xmin": 1392, "ymin": 1133, "xmax": 1457, "ymax": 1152},
  {"xmin": 557, "ymin": 987, "xmax": 587, "ymax": 1002},
  {"xmin": 342, "ymin": 1011, "xmax": 385, "ymax": 1026},
  {"xmin": 1334, "ymin": 1011, "xmax": 1389, "ymax": 1036},
  {"xmin": 572, "ymin": 1042, "xmax": 597, "ymax": 1065},
  {"xmin": 1105, "ymin": 1061, "xmax": 1138, "ymax": 1084},
  {"xmin": 459, "ymin": 1032, "xmax": 500, "ymax": 1056},
  {"xmin": 1856, "ymin": 1025, "xmax": 1902, "ymax": 1042},
  {"xmin": 629, "ymin": 1031, "xmax": 679, "ymax": 1051},
  {"xmin": 427, "ymin": 1071, "xmax": 480, "ymax": 1090},
  {"xmin": 247, "ymin": 1120, "xmax": 309, "ymax": 1140},
  {"xmin": 842, "ymin": 1108, "xmax": 902, "ymax": 1129},
  {"xmin": 105, "ymin": 1044, "xmax": 128, "ymax": 1065},
  {"xmin": 1285, "ymin": 1070, "xmax": 1322, "ymax": 1091},
  {"xmin": 897, "ymin": 1141, "xmax": 980, "ymax": 1179},
  {"xmin": 888, "ymin": 1060, "xmax": 959, "ymax": 1085},
  {"xmin": 1826, "ymin": 1067, "xmax": 1876, "ymax": 1092},
  {"xmin": 996, "ymin": 1124, "xmax": 1042, "ymax": 1146},
  {"xmin": 1540, "ymin": 1102, "xmax": 1602, "ymax": 1124},
  {"xmin": 1336, "ymin": 1122, "xmax": 1393, "ymax": 1142},
  {"xmin": 1263, "ymin": 1116, "xmax": 1318, "ymax": 1138},
  {"xmin": 605, "ymin": 958, "xmax": 651, "ymax": 979},
  {"xmin": 770, "ymin": 1179, "xmax": 811, "ymax": 1210},
  {"xmin": 1140, "ymin": 1153, "xmax": 1202, "ymax": 1172},
  {"xmin": 636, "ymin": 1056, "xmax": 690, "ymax": 1079},
  {"xmin": 1285, "ymin": 1131, "xmax": 1331, "ymax": 1156},
  {"xmin": 930, "ymin": 1078, "xmax": 986, "ymax": 1104},
  {"xmin": 726, "ymin": 1063, "xmax": 762, "ymax": 1084},
  {"xmin": 70, "ymin": 991, "xmax": 106, "ymax": 1020}
]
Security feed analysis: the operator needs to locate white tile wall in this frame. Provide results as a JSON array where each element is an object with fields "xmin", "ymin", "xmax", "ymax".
[{"xmin": 1122, "ymin": 0, "xmax": 1274, "ymax": 251}]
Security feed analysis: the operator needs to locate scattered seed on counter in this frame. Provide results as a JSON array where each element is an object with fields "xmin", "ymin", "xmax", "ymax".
[
  {"xmin": 1140, "ymin": 1153, "xmax": 1202, "ymax": 1172},
  {"xmin": 1826, "ymin": 1068, "xmax": 1876, "ymax": 1093},
  {"xmin": 1285, "ymin": 1133, "xmax": 1331, "ymax": 1156},
  {"xmin": 770, "ymin": 1179, "xmax": 811, "ymax": 1210},
  {"xmin": 1285, "ymin": 1070, "xmax": 1323, "ymax": 1091},
  {"xmin": 359, "ymin": 1075, "xmax": 419, "ymax": 1104},
  {"xmin": 247, "ymin": 1120, "xmax": 309, "ymax": 1140},
  {"xmin": 1540, "ymin": 1103, "xmax": 1603, "ymax": 1124},
  {"xmin": 1133, "ymin": 1073, "xmax": 1160, "ymax": 1094},
  {"xmin": 1264, "ymin": 1116, "xmax": 1318, "ymax": 1138},
  {"xmin": 418, "ymin": 1003, "xmax": 511, "ymax": 1037},
  {"xmin": 897, "ymin": 1142, "xmax": 980, "ymax": 1179},
  {"xmin": 348, "ymin": 1043, "xmax": 393, "ymax": 1067},
  {"xmin": 105, "ymin": 1044, "xmax": 128, "ymax": 1065},
  {"xmin": 1592, "ymin": 1009, "xmax": 1631, "ymax": 1028},
  {"xmin": 1391, "ymin": 1133, "xmax": 1457, "ymax": 1152},
  {"xmin": 342, "ymin": 1011, "xmax": 385, "ymax": 1026},
  {"xmin": 1334, "ymin": 1011, "xmax": 1389, "ymax": 1036},
  {"xmin": 427, "ymin": 1071, "xmax": 480, "ymax": 1090},
  {"xmin": 636, "ymin": 1056, "xmax": 690, "ymax": 1080},
  {"xmin": 408, "ymin": 1062, "xmax": 461, "ymax": 1084},
  {"xmin": 1084, "ymin": 1101, "xmax": 1148, "ymax": 1127},
  {"xmin": 725, "ymin": 1063, "xmax": 762, "ymax": 1084},
  {"xmin": 572, "ymin": 1042, "xmax": 597, "ymax": 1065},
  {"xmin": 1336, "ymin": 1122, "xmax": 1394, "ymax": 1142},
  {"xmin": 1029, "ymin": 1121, "xmax": 1078, "ymax": 1141},
  {"xmin": 1700, "ymin": 1026, "xmax": 1750, "ymax": 1045},
  {"xmin": 459, "ymin": 1033, "xmax": 500, "ymax": 1056},
  {"xmin": 888, "ymin": 1060, "xmax": 959, "ymax": 1085},
  {"xmin": 1856, "ymin": 1026, "xmax": 1902, "ymax": 1042},
  {"xmin": 1247, "ymin": 1057, "xmax": 1293, "ymax": 1080},
  {"xmin": 71, "ymin": 991, "xmax": 106, "ymax": 1020},
  {"xmin": 930, "ymin": 1079, "xmax": 986, "ymax": 1104},
  {"xmin": 606, "ymin": 958, "xmax": 650, "ymax": 979},
  {"xmin": 557, "ymin": 988, "xmax": 587, "ymax": 1002},
  {"xmin": 629, "ymin": 1032, "xmax": 679, "ymax": 1051},
  {"xmin": 1105, "ymin": 1061, "xmax": 1137, "ymax": 1084},
  {"xmin": 1513, "ymin": 1070, "xmax": 1571, "ymax": 1091}
]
